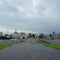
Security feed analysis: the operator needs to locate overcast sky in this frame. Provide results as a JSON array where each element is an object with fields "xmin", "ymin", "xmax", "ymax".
[{"xmin": 0, "ymin": 0, "xmax": 60, "ymax": 33}]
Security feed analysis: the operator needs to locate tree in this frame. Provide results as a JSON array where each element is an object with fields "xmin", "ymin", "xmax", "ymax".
[
  {"xmin": 39, "ymin": 33, "xmax": 44, "ymax": 39},
  {"xmin": 28, "ymin": 33, "xmax": 32, "ymax": 37},
  {"xmin": 50, "ymin": 34, "xmax": 52, "ymax": 38},
  {"xmin": 32, "ymin": 34, "xmax": 35, "ymax": 38}
]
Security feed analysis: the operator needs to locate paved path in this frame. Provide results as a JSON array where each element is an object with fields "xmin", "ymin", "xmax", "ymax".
[
  {"xmin": 0, "ymin": 40, "xmax": 12, "ymax": 45},
  {"xmin": 45, "ymin": 39, "xmax": 60, "ymax": 45},
  {"xmin": 0, "ymin": 39, "xmax": 60, "ymax": 60}
]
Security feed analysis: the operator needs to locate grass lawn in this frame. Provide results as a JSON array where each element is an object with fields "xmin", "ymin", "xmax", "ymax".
[
  {"xmin": 0, "ymin": 44, "xmax": 12, "ymax": 50},
  {"xmin": 0, "ymin": 41, "xmax": 20, "ymax": 50},
  {"xmin": 40, "ymin": 40, "xmax": 60, "ymax": 50}
]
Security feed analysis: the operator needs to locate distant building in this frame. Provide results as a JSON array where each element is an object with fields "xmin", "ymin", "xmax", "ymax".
[
  {"xmin": 52, "ymin": 32, "xmax": 57, "ymax": 39},
  {"xmin": 13, "ymin": 29, "xmax": 20, "ymax": 39},
  {"xmin": 56, "ymin": 33, "xmax": 60, "ymax": 39},
  {"xmin": 20, "ymin": 32, "xmax": 27, "ymax": 39},
  {"xmin": 4, "ymin": 34, "xmax": 10, "ymax": 38},
  {"xmin": 0, "ymin": 32, "xmax": 3, "ymax": 36}
]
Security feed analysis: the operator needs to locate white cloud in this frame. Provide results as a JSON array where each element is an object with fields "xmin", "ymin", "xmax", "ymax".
[
  {"xmin": 16, "ymin": 5, "xmax": 24, "ymax": 12},
  {"xmin": 32, "ymin": 0, "xmax": 36, "ymax": 7},
  {"xmin": 0, "ymin": 0, "xmax": 4, "ymax": 5}
]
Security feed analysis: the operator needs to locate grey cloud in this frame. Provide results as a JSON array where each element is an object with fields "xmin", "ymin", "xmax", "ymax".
[{"xmin": 0, "ymin": 0, "xmax": 60, "ymax": 33}]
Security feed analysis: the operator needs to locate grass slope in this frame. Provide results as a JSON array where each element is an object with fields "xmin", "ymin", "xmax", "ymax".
[
  {"xmin": 0, "ymin": 44, "xmax": 12, "ymax": 50},
  {"xmin": 40, "ymin": 40, "xmax": 60, "ymax": 50}
]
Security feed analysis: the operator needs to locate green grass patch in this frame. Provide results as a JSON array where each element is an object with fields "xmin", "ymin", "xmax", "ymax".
[
  {"xmin": 0, "ymin": 41, "xmax": 20, "ymax": 50},
  {"xmin": 40, "ymin": 40, "xmax": 60, "ymax": 50},
  {"xmin": 0, "ymin": 44, "xmax": 12, "ymax": 50}
]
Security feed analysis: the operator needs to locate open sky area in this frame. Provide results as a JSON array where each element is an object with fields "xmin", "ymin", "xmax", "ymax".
[{"xmin": 0, "ymin": 0, "xmax": 60, "ymax": 34}]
